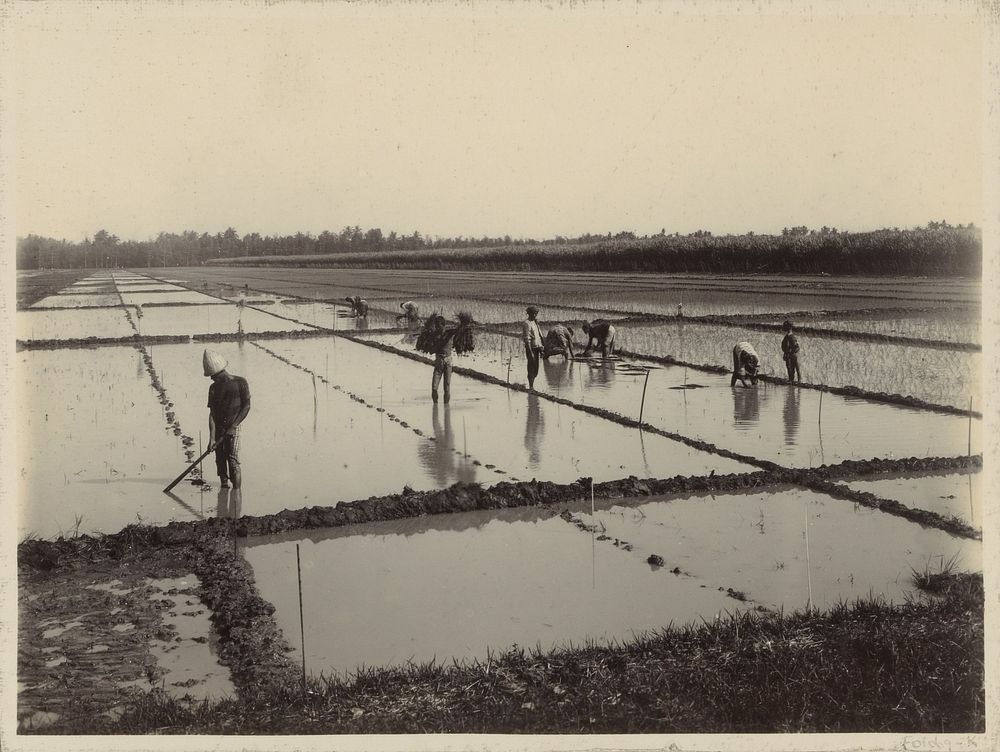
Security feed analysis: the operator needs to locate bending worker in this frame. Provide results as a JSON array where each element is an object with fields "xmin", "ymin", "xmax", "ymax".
[
  {"xmin": 522, "ymin": 306, "xmax": 544, "ymax": 390},
  {"xmin": 543, "ymin": 323, "xmax": 575, "ymax": 360},
  {"xmin": 731, "ymin": 341, "xmax": 760, "ymax": 387},
  {"xmin": 781, "ymin": 320, "xmax": 801, "ymax": 382},
  {"xmin": 581, "ymin": 319, "xmax": 616, "ymax": 358},
  {"xmin": 397, "ymin": 300, "xmax": 420, "ymax": 322},
  {"xmin": 204, "ymin": 349, "xmax": 251, "ymax": 489},
  {"xmin": 345, "ymin": 296, "xmax": 369, "ymax": 317}
]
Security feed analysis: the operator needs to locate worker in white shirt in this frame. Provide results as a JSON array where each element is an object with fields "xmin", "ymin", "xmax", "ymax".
[{"xmin": 522, "ymin": 306, "xmax": 544, "ymax": 390}]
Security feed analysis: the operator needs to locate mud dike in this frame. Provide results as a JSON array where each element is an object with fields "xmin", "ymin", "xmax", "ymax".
[{"xmin": 15, "ymin": 268, "xmax": 984, "ymax": 732}]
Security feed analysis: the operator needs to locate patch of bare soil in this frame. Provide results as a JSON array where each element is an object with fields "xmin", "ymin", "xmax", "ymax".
[{"xmin": 18, "ymin": 548, "xmax": 209, "ymax": 731}]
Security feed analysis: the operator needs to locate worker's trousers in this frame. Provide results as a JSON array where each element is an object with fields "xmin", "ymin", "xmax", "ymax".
[
  {"xmin": 215, "ymin": 428, "xmax": 242, "ymax": 489},
  {"xmin": 525, "ymin": 343, "xmax": 541, "ymax": 386},
  {"xmin": 432, "ymin": 354, "xmax": 452, "ymax": 402}
]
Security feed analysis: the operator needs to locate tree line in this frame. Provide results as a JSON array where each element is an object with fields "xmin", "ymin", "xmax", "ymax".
[{"xmin": 16, "ymin": 222, "xmax": 980, "ymax": 276}]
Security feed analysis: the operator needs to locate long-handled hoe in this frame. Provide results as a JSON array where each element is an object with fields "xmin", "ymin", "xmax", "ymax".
[{"xmin": 164, "ymin": 443, "xmax": 217, "ymax": 493}]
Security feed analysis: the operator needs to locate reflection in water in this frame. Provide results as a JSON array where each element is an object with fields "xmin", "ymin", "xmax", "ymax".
[
  {"xmin": 585, "ymin": 362, "xmax": 616, "ymax": 389},
  {"xmin": 783, "ymin": 388, "xmax": 801, "ymax": 446},
  {"xmin": 216, "ymin": 487, "xmax": 242, "ymax": 520},
  {"xmin": 417, "ymin": 404, "xmax": 476, "ymax": 485},
  {"xmin": 524, "ymin": 393, "xmax": 544, "ymax": 469},
  {"xmin": 542, "ymin": 357, "xmax": 572, "ymax": 391},
  {"xmin": 163, "ymin": 489, "xmax": 206, "ymax": 520},
  {"xmin": 732, "ymin": 385, "xmax": 760, "ymax": 428}
]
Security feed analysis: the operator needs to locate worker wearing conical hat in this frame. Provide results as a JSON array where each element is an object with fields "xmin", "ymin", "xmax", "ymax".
[{"xmin": 203, "ymin": 349, "xmax": 251, "ymax": 490}]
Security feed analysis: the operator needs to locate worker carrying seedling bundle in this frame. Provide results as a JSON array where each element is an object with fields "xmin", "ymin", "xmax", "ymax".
[
  {"xmin": 397, "ymin": 301, "xmax": 420, "ymax": 322},
  {"xmin": 731, "ymin": 341, "xmax": 760, "ymax": 387},
  {"xmin": 416, "ymin": 313, "xmax": 475, "ymax": 403},
  {"xmin": 781, "ymin": 320, "xmax": 801, "ymax": 382},
  {"xmin": 581, "ymin": 319, "xmax": 617, "ymax": 358},
  {"xmin": 345, "ymin": 296, "xmax": 369, "ymax": 317},
  {"xmin": 522, "ymin": 306, "xmax": 544, "ymax": 389},
  {"xmin": 203, "ymin": 349, "xmax": 251, "ymax": 489},
  {"xmin": 542, "ymin": 323, "xmax": 575, "ymax": 360}
]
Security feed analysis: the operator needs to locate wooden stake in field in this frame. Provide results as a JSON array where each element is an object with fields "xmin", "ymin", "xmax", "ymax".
[
  {"xmin": 638, "ymin": 369, "xmax": 651, "ymax": 425},
  {"xmin": 296, "ymin": 544, "xmax": 307, "ymax": 693},
  {"xmin": 818, "ymin": 390, "xmax": 823, "ymax": 428},
  {"xmin": 463, "ymin": 416, "xmax": 468, "ymax": 458},
  {"xmin": 968, "ymin": 397, "xmax": 973, "ymax": 456},
  {"xmin": 804, "ymin": 502, "xmax": 813, "ymax": 610}
]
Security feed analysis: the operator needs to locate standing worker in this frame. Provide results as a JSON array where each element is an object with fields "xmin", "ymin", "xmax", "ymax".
[
  {"xmin": 430, "ymin": 315, "xmax": 458, "ymax": 403},
  {"xmin": 581, "ymin": 319, "xmax": 617, "ymax": 358},
  {"xmin": 542, "ymin": 323, "xmax": 575, "ymax": 360},
  {"xmin": 731, "ymin": 341, "xmax": 760, "ymax": 387},
  {"xmin": 397, "ymin": 301, "xmax": 420, "ymax": 323},
  {"xmin": 781, "ymin": 320, "xmax": 801, "ymax": 382},
  {"xmin": 522, "ymin": 306, "xmax": 544, "ymax": 390},
  {"xmin": 204, "ymin": 349, "xmax": 251, "ymax": 489}
]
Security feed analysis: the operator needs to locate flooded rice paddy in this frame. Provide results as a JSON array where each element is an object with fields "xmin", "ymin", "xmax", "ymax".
[
  {"xmin": 243, "ymin": 486, "xmax": 980, "ymax": 678},
  {"xmin": 614, "ymin": 321, "xmax": 980, "ymax": 409},
  {"xmin": 362, "ymin": 330, "xmax": 980, "ymax": 466},
  {"xmin": 840, "ymin": 470, "xmax": 982, "ymax": 529},
  {"xmin": 17, "ymin": 268, "xmax": 982, "ymax": 693}
]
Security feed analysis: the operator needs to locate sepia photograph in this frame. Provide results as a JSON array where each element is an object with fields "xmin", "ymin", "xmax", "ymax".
[{"xmin": 3, "ymin": 1, "xmax": 997, "ymax": 749}]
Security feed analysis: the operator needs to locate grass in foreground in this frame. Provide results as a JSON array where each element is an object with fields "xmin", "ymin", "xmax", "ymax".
[{"xmin": 33, "ymin": 573, "xmax": 983, "ymax": 735}]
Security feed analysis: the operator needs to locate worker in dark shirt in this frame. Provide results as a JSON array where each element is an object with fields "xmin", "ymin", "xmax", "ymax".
[
  {"xmin": 781, "ymin": 320, "xmax": 801, "ymax": 382},
  {"xmin": 581, "ymin": 319, "xmax": 617, "ymax": 358},
  {"xmin": 345, "ymin": 296, "xmax": 369, "ymax": 317},
  {"xmin": 204, "ymin": 349, "xmax": 251, "ymax": 489},
  {"xmin": 430, "ymin": 316, "xmax": 458, "ymax": 403}
]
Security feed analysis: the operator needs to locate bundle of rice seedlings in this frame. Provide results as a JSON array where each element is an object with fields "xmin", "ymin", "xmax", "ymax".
[
  {"xmin": 416, "ymin": 313, "xmax": 447, "ymax": 354},
  {"xmin": 453, "ymin": 311, "xmax": 476, "ymax": 354}
]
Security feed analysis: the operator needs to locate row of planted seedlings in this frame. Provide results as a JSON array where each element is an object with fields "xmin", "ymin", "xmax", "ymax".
[
  {"xmin": 113, "ymin": 276, "xmax": 203, "ymax": 477},
  {"xmin": 17, "ymin": 454, "xmax": 984, "ymax": 733},
  {"xmin": 19, "ymin": 271, "xmax": 983, "ymax": 731},
  {"xmin": 110, "ymin": 275, "xmax": 981, "ymax": 525},
  {"xmin": 111, "ymin": 272, "xmax": 983, "ymax": 525},
  {"xmin": 156, "ymin": 267, "xmax": 981, "ymax": 409}
]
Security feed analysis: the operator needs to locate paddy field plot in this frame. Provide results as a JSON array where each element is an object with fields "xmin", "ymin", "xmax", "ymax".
[{"xmin": 15, "ymin": 267, "xmax": 983, "ymax": 711}]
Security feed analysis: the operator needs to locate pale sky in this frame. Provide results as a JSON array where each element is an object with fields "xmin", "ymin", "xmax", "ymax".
[{"xmin": 9, "ymin": 2, "xmax": 988, "ymax": 242}]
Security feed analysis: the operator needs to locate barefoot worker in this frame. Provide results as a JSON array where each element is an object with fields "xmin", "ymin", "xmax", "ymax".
[
  {"xmin": 581, "ymin": 319, "xmax": 617, "ymax": 358},
  {"xmin": 542, "ymin": 323, "xmax": 575, "ymax": 360},
  {"xmin": 204, "ymin": 349, "xmax": 251, "ymax": 489},
  {"xmin": 416, "ymin": 312, "xmax": 474, "ymax": 403},
  {"xmin": 345, "ymin": 296, "xmax": 369, "ymax": 317},
  {"xmin": 397, "ymin": 300, "xmax": 420, "ymax": 322},
  {"xmin": 781, "ymin": 320, "xmax": 802, "ymax": 382},
  {"xmin": 731, "ymin": 341, "xmax": 760, "ymax": 387},
  {"xmin": 522, "ymin": 306, "xmax": 544, "ymax": 390}
]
